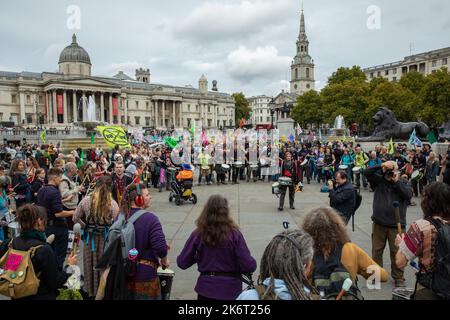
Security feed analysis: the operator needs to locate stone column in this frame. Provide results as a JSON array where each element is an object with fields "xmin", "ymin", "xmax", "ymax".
[
  {"xmin": 109, "ymin": 94, "xmax": 113, "ymax": 124},
  {"xmin": 162, "ymin": 100, "xmax": 165, "ymax": 128},
  {"xmin": 124, "ymin": 99, "xmax": 128, "ymax": 125},
  {"xmin": 52, "ymin": 90, "xmax": 58, "ymax": 124},
  {"xmin": 63, "ymin": 90, "xmax": 68, "ymax": 124},
  {"xmin": 154, "ymin": 100, "xmax": 159, "ymax": 128},
  {"xmin": 72, "ymin": 91, "xmax": 77, "ymax": 123},
  {"xmin": 178, "ymin": 102, "xmax": 183, "ymax": 128},
  {"xmin": 45, "ymin": 91, "xmax": 51, "ymax": 124},
  {"xmin": 81, "ymin": 92, "xmax": 86, "ymax": 122},
  {"xmin": 100, "ymin": 92, "xmax": 105, "ymax": 122},
  {"xmin": 19, "ymin": 92, "xmax": 26, "ymax": 125},
  {"xmin": 172, "ymin": 101, "xmax": 176, "ymax": 128},
  {"xmin": 117, "ymin": 95, "xmax": 122, "ymax": 124}
]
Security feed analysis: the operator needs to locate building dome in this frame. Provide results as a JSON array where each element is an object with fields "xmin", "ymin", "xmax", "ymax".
[{"xmin": 58, "ymin": 34, "xmax": 91, "ymax": 65}]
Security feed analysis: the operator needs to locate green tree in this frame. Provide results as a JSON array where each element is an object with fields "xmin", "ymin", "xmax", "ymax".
[
  {"xmin": 292, "ymin": 90, "xmax": 323, "ymax": 127},
  {"xmin": 232, "ymin": 92, "xmax": 251, "ymax": 125},
  {"xmin": 420, "ymin": 68, "xmax": 450, "ymax": 126},
  {"xmin": 399, "ymin": 71, "xmax": 427, "ymax": 94},
  {"xmin": 327, "ymin": 66, "xmax": 367, "ymax": 86},
  {"xmin": 320, "ymin": 78, "xmax": 370, "ymax": 126}
]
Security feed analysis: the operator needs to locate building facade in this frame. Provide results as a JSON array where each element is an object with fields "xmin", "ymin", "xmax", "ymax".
[
  {"xmin": 290, "ymin": 7, "xmax": 315, "ymax": 95},
  {"xmin": 248, "ymin": 95, "xmax": 273, "ymax": 127},
  {"xmin": 0, "ymin": 34, "xmax": 235, "ymax": 129},
  {"xmin": 363, "ymin": 47, "xmax": 450, "ymax": 82}
]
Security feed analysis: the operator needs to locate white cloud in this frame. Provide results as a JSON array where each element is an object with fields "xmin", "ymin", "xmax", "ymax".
[
  {"xmin": 182, "ymin": 60, "xmax": 222, "ymax": 73},
  {"xmin": 173, "ymin": 0, "xmax": 297, "ymax": 43},
  {"xmin": 225, "ymin": 46, "xmax": 291, "ymax": 83},
  {"xmin": 99, "ymin": 61, "xmax": 144, "ymax": 77}
]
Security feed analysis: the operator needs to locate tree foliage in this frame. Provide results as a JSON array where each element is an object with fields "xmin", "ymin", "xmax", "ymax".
[
  {"xmin": 292, "ymin": 66, "xmax": 450, "ymax": 130},
  {"xmin": 232, "ymin": 92, "xmax": 251, "ymax": 125}
]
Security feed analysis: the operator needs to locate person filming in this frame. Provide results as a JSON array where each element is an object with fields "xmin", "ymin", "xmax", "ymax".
[
  {"xmin": 364, "ymin": 161, "xmax": 413, "ymax": 288},
  {"xmin": 328, "ymin": 171, "xmax": 356, "ymax": 225}
]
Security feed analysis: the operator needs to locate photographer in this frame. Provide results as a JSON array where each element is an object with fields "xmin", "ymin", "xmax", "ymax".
[
  {"xmin": 327, "ymin": 171, "xmax": 356, "ymax": 225},
  {"xmin": 364, "ymin": 161, "xmax": 413, "ymax": 287}
]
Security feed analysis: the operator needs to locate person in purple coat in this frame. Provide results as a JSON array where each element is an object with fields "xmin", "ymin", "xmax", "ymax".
[
  {"xmin": 124, "ymin": 183, "xmax": 170, "ymax": 300},
  {"xmin": 177, "ymin": 195, "xmax": 257, "ymax": 300}
]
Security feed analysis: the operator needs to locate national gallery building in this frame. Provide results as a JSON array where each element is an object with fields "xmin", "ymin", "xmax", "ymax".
[{"xmin": 0, "ymin": 34, "xmax": 235, "ymax": 129}]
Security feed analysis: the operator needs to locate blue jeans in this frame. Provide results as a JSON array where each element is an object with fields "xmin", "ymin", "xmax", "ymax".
[{"xmin": 45, "ymin": 225, "xmax": 69, "ymax": 271}]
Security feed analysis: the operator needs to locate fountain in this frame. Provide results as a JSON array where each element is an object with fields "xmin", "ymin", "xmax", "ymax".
[{"xmin": 325, "ymin": 115, "xmax": 352, "ymax": 142}]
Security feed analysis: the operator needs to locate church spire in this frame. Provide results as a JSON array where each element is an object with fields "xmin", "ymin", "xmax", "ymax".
[{"xmin": 299, "ymin": 5, "xmax": 308, "ymax": 42}]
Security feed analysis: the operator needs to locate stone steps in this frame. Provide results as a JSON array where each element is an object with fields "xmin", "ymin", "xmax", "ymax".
[{"xmin": 61, "ymin": 138, "xmax": 110, "ymax": 151}]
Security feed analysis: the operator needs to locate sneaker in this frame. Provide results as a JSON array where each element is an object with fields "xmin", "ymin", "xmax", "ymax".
[
  {"xmin": 278, "ymin": 207, "xmax": 284, "ymax": 211},
  {"xmin": 290, "ymin": 206, "xmax": 295, "ymax": 210},
  {"xmin": 394, "ymin": 279, "xmax": 406, "ymax": 288}
]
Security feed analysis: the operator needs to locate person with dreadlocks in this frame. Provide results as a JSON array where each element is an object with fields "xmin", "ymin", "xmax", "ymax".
[
  {"xmin": 72, "ymin": 175, "xmax": 119, "ymax": 298},
  {"xmin": 302, "ymin": 207, "xmax": 387, "ymax": 299},
  {"xmin": 237, "ymin": 229, "xmax": 315, "ymax": 300},
  {"xmin": 177, "ymin": 195, "xmax": 256, "ymax": 300}
]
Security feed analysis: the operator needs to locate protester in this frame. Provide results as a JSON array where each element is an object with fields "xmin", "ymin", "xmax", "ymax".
[
  {"xmin": 31, "ymin": 168, "xmax": 46, "ymax": 202},
  {"xmin": 302, "ymin": 207, "xmax": 388, "ymax": 298},
  {"xmin": 364, "ymin": 161, "xmax": 413, "ymax": 287},
  {"xmin": 0, "ymin": 204, "xmax": 77, "ymax": 300},
  {"xmin": 395, "ymin": 182, "xmax": 450, "ymax": 300},
  {"xmin": 73, "ymin": 175, "xmax": 119, "ymax": 298},
  {"xmin": 111, "ymin": 161, "xmax": 133, "ymax": 211},
  {"xmin": 177, "ymin": 195, "xmax": 256, "ymax": 300},
  {"xmin": 124, "ymin": 183, "xmax": 169, "ymax": 300},
  {"xmin": 328, "ymin": 171, "xmax": 356, "ymax": 224},
  {"xmin": 237, "ymin": 229, "xmax": 315, "ymax": 300},
  {"xmin": 10, "ymin": 159, "xmax": 29, "ymax": 209},
  {"xmin": 36, "ymin": 168, "xmax": 75, "ymax": 270},
  {"xmin": 424, "ymin": 152, "xmax": 439, "ymax": 185}
]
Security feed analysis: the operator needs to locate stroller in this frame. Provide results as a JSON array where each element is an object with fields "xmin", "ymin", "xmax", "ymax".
[{"xmin": 169, "ymin": 165, "xmax": 197, "ymax": 206}]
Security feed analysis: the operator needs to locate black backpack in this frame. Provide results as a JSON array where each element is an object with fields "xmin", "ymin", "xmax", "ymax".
[
  {"xmin": 312, "ymin": 245, "xmax": 363, "ymax": 300},
  {"xmin": 417, "ymin": 218, "xmax": 450, "ymax": 299}
]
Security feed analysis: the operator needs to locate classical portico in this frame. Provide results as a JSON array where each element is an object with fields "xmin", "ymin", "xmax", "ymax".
[{"xmin": 0, "ymin": 34, "xmax": 236, "ymax": 129}]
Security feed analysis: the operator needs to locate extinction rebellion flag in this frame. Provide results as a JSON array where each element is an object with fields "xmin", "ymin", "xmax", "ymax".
[{"xmin": 97, "ymin": 126, "xmax": 131, "ymax": 149}]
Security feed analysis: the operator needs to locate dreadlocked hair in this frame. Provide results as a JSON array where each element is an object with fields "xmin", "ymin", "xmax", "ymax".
[
  {"xmin": 259, "ymin": 229, "xmax": 314, "ymax": 300},
  {"xmin": 90, "ymin": 175, "xmax": 113, "ymax": 225},
  {"xmin": 16, "ymin": 204, "xmax": 47, "ymax": 232},
  {"xmin": 302, "ymin": 207, "xmax": 350, "ymax": 260},
  {"xmin": 195, "ymin": 195, "xmax": 238, "ymax": 247}
]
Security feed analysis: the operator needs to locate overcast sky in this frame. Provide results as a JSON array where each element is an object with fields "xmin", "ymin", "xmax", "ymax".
[{"xmin": 1, "ymin": 0, "xmax": 449, "ymax": 97}]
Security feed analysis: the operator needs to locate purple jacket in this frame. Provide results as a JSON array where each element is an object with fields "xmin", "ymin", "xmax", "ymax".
[
  {"xmin": 177, "ymin": 228, "xmax": 256, "ymax": 300},
  {"xmin": 129, "ymin": 208, "xmax": 168, "ymax": 282}
]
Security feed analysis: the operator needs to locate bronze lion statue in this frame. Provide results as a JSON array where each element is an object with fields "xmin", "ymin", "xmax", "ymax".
[{"xmin": 358, "ymin": 107, "xmax": 429, "ymax": 142}]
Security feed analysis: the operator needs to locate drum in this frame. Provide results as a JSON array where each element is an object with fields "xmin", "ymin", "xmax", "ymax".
[
  {"xmin": 352, "ymin": 166, "xmax": 361, "ymax": 173},
  {"xmin": 411, "ymin": 170, "xmax": 423, "ymax": 181},
  {"xmin": 234, "ymin": 161, "xmax": 243, "ymax": 168},
  {"xmin": 158, "ymin": 268, "xmax": 175, "ymax": 300},
  {"xmin": 201, "ymin": 165, "xmax": 210, "ymax": 170},
  {"xmin": 279, "ymin": 177, "xmax": 292, "ymax": 186},
  {"xmin": 339, "ymin": 165, "xmax": 348, "ymax": 170},
  {"xmin": 8, "ymin": 221, "xmax": 19, "ymax": 239},
  {"xmin": 392, "ymin": 287, "xmax": 415, "ymax": 300},
  {"xmin": 250, "ymin": 164, "xmax": 258, "ymax": 170},
  {"xmin": 272, "ymin": 182, "xmax": 280, "ymax": 194},
  {"xmin": 300, "ymin": 159, "xmax": 308, "ymax": 167},
  {"xmin": 167, "ymin": 167, "xmax": 178, "ymax": 173},
  {"xmin": 221, "ymin": 164, "xmax": 230, "ymax": 171}
]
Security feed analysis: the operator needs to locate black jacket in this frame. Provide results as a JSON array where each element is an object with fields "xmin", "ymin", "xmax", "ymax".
[
  {"xmin": 364, "ymin": 165, "xmax": 413, "ymax": 228},
  {"xmin": 111, "ymin": 174, "xmax": 133, "ymax": 205},
  {"xmin": 12, "ymin": 173, "xmax": 29, "ymax": 196},
  {"xmin": 0, "ymin": 235, "xmax": 69, "ymax": 300},
  {"xmin": 329, "ymin": 181, "xmax": 356, "ymax": 220},
  {"xmin": 31, "ymin": 179, "xmax": 44, "ymax": 202}
]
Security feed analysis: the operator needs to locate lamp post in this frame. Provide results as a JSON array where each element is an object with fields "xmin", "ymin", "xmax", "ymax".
[{"xmin": 269, "ymin": 98, "xmax": 275, "ymax": 129}]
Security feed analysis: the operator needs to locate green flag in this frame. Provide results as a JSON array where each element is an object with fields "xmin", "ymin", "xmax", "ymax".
[
  {"xmin": 40, "ymin": 130, "xmax": 46, "ymax": 143},
  {"xmin": 427, "ymin": 131, "xmax": 437, "ymax": 145},
  {"xmin": 91, "ymin": 132, "xmax": 95, "ymax": 145},
  {"xmin": 389, "ymin": 138, "xmax": 395, "ymax": 155},
  {"xmin": 165, "ymin": 137, "xmax": 180, "ymax": 149},
  {"xmin": 77, "ymin": 149, "xmax": 85, "ymax": 169},
  {"xmin": 189, "ymin": 122, "xmax": 196, "ymax": 135}
]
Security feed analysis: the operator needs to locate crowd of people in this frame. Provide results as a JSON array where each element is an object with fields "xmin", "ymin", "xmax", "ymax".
[{"xmin": 0, "ymin": 135, "xmax": 449, "ymax": 301}]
